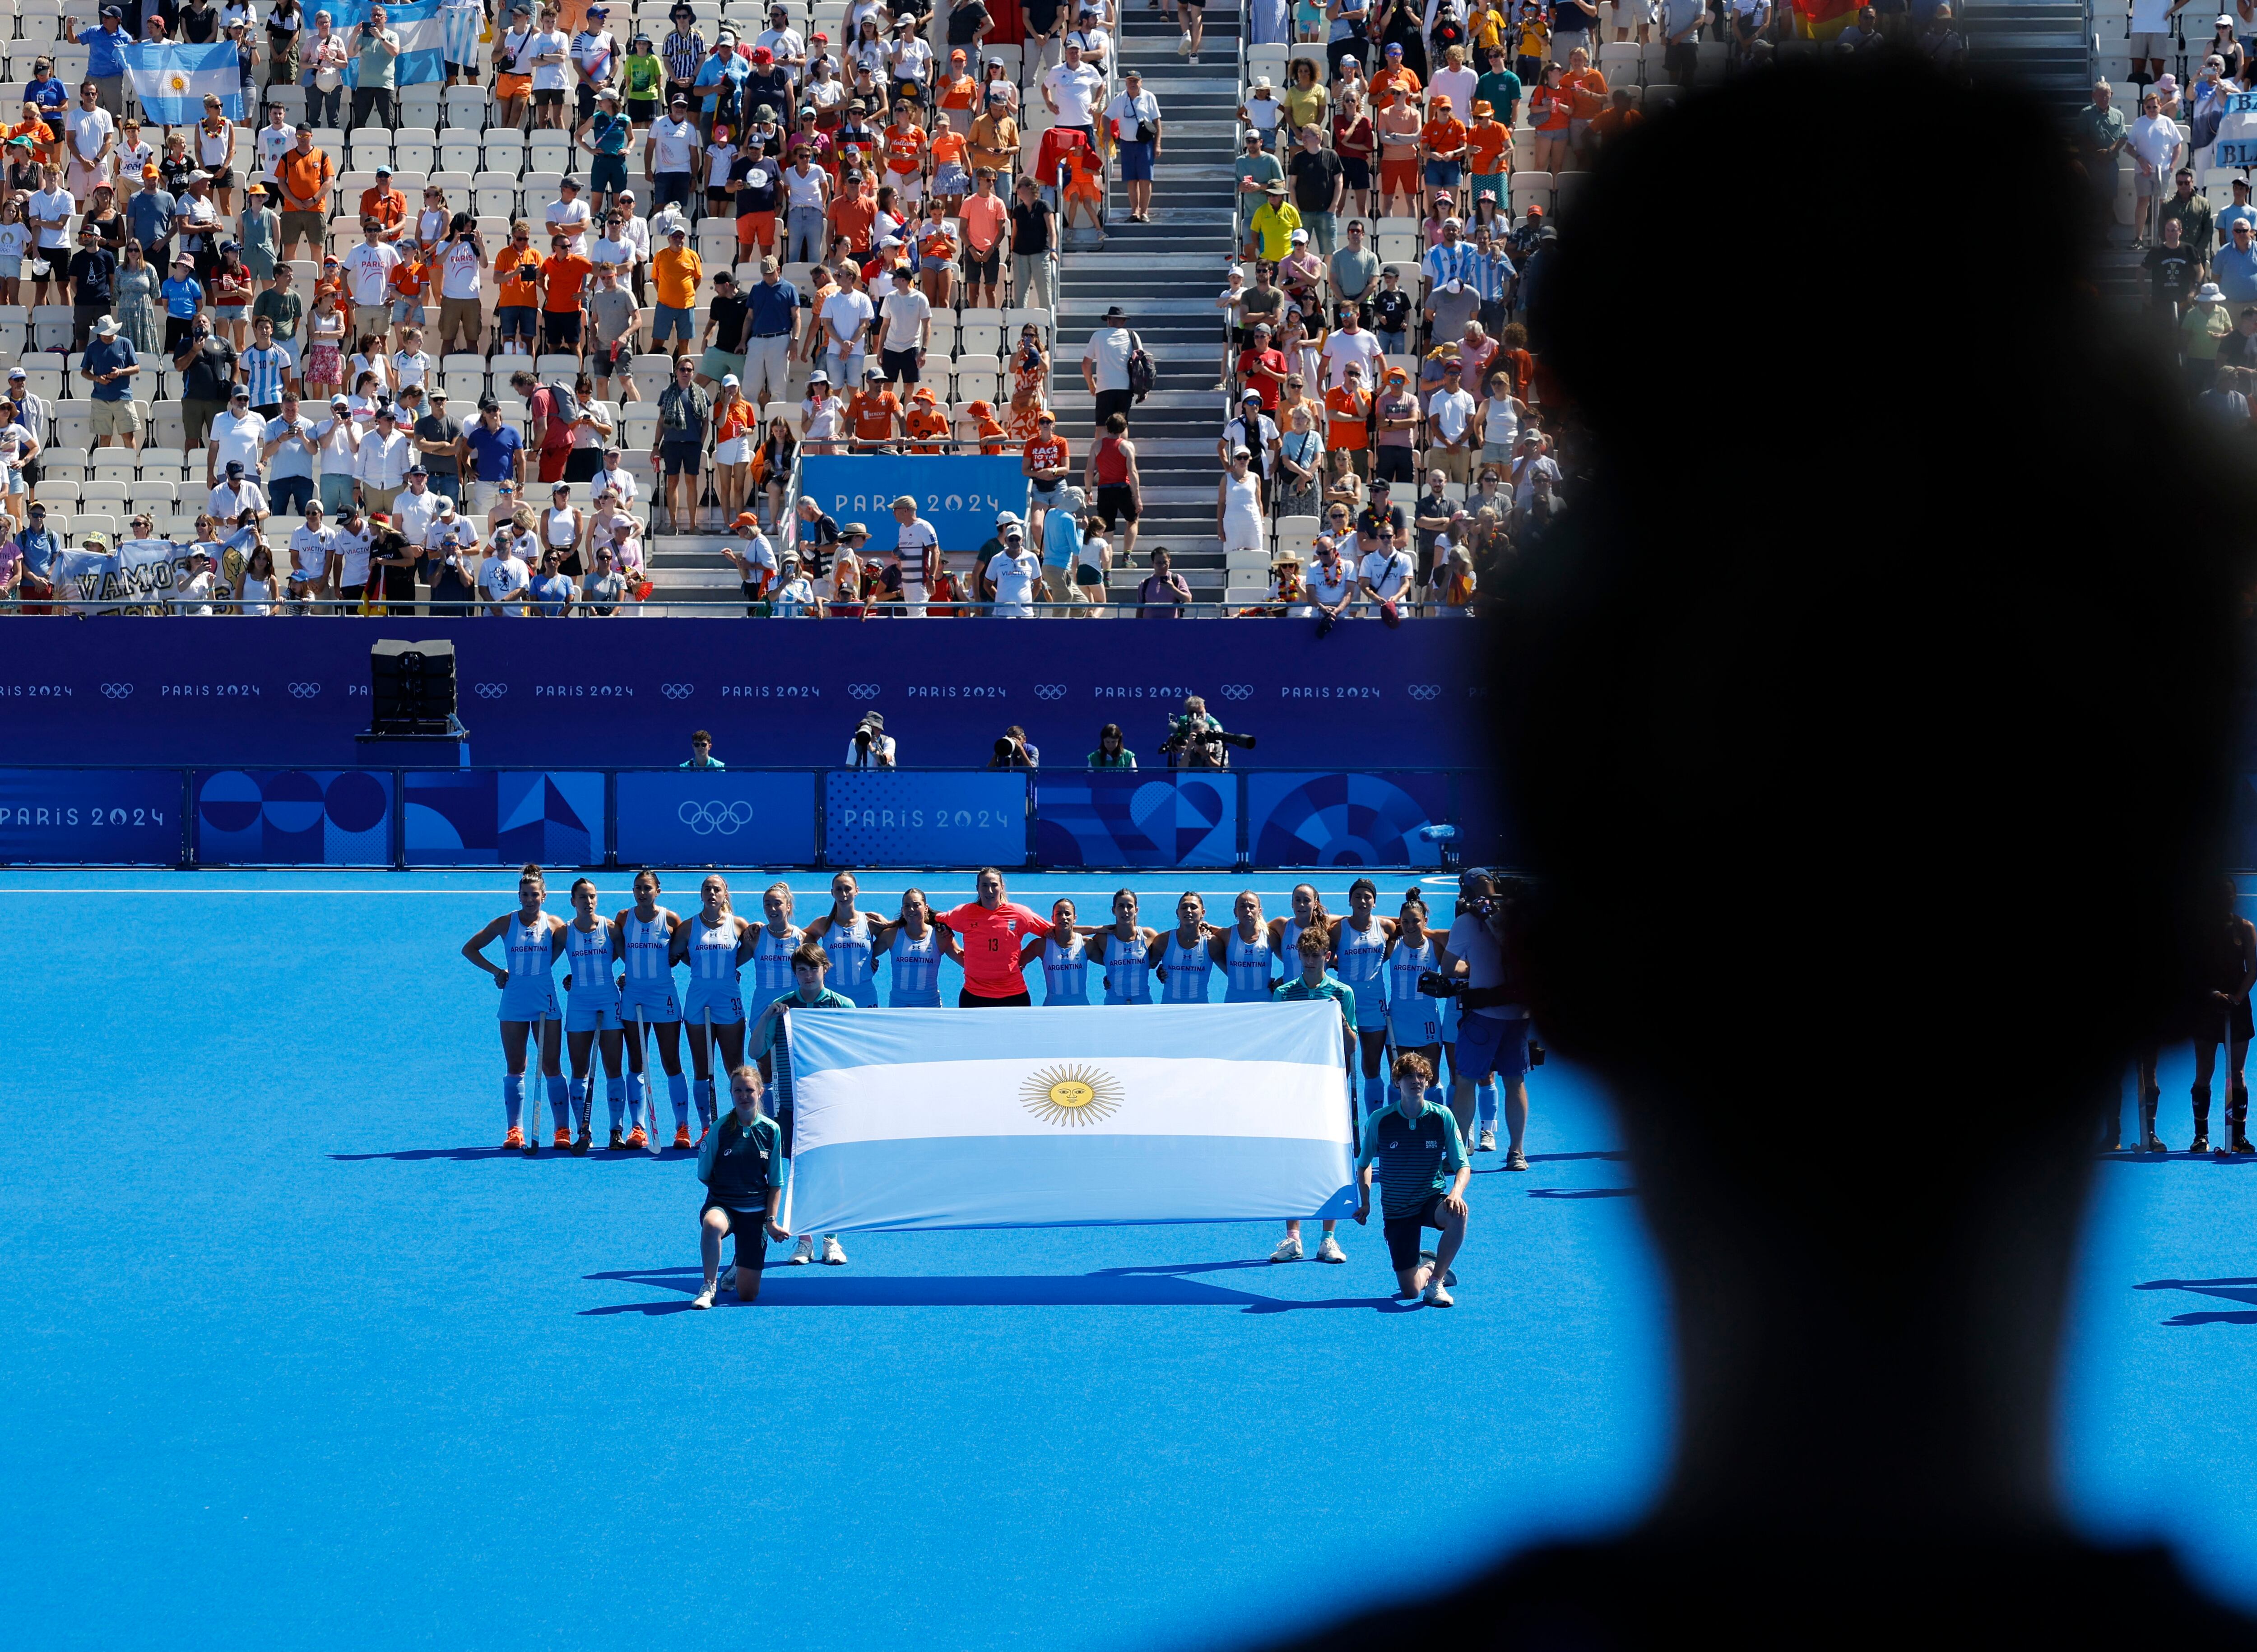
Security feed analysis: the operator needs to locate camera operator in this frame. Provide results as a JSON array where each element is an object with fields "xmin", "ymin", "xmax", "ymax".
[
  {"xmin": 989, "ymin": 724, "xmax": 1040, "ymax": 770},
  {"xmin": 1160, "ymin": 693, "xmax": 1257, "ymax": 770},
  {"xmin": 1430, "ymin": 868, "xmax": 1534, "ymax": 1171},
  {"xmin": 846, "ymin": 710, "xmax": 896, "ymax": 767}
]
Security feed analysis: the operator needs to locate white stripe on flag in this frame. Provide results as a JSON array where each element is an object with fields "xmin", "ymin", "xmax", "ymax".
[{"xmin": 795, "ymin": 1055, "xmax": 1349, "ymax": 1148}]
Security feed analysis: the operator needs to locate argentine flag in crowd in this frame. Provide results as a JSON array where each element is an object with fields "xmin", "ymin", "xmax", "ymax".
[
  {"xmin": 124, "ymin": 42, "xmax": 246, "ymax": 124},
  {"xmin": 325, "ymin": 0, "xmax": 449, "ymax": 90},
  {"xmin": 780, "ymin": 1002, "xmax": 1358, "ymax": 1234}
]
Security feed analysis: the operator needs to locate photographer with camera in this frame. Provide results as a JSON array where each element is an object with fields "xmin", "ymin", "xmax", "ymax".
[
  {"xmin": 1423, "ymin": 868, "xmax": 1534, "ymax": 1170},
  {"xmin": 989, "ymin": 725, "xmax": 1040, "ymax": 770},
  {"xmin": 1159, "ymin": 694, "xmax": 1258, "ymax": 770},
  {"xmin": 845, "ymin": 710, "xmax": 896, "ymax": 767}
]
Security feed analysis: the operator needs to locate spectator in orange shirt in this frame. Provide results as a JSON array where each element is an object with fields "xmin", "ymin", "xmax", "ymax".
[
  {"xmin": 1325, "ymin": 362, "xmax": 1373, "ymax": 477},
  {"xmin": 1371, "ymin": 41, "xmax": 1422, "ymax": 102},
  {"xmin": 387, "ymin": 249, "xmax": 431, "ymax": 351},
  {"xmin": 882, "ymin": 101, "xmax": 927, "ymax": 207},
  {"xmin": 1021, "ymin": 408, "xmax": 1070, "ymax": 539},
  {"xmin": 958, "ymin": 166, "xmax": 1009, "ymax": 309},
  {"xmin": 928, "ymin": 123, "xmax": 971, "ymax": 213},
  {"xmin": 537, "ymin": 232, "xmax": 595, "ymax": 358},
  {"xmin": 1422, "ymin": 94, "xmax": 1467, "ymax": 217},
  {"xmin": 914, "ymin": 200, "xmax": 958, "ymax": 306},
  {"xmin": 1060, "ymin": 143, "xmax": 1105, "ymax": 246},
  {"xmin": 965, "ymin": 397, "xmax": 1009, "ymax": 453},
  {"xmin": 904, "ymin": 385, "xmax": 950, "ymax": 452},
  {"xmin": 1465, "ymin": 98, "xmax": 1513, "ymax": 209},
  {"xmin": 360, "ymin": 167, "xmax": 409, "ymax": 241},
  {"xmin": 494, "ymin": 224, "xmax": 545, "ymax": 353},
  {"xmin": 845, "ymin": 369, "xmax": 901, "ymax": 451},
  {"xmin": 1589, "ymin": 87, "xmax": 1643, "ymax": 152},
  {"xmin": 828, "ymin": 167, "xmax": 878, "ymax": 255},
  {"xmin": 1561, "ymin": 46, "xmax": 1608, "ymax": 160}
]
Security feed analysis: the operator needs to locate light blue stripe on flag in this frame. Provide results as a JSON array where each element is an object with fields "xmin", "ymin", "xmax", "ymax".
[
  {"xmin": 319, "ymin": 0, "xmax": 448, "ymax": 88},
  {"xmin": 787, "ymin": 1136, "xmax": 1361, "ymax": 1232},
  {"xmin": 123, "ymin": 43, "xmax": 246, "ymax": 124},
  {"xmin": 785, "ymin": 1002, "xmax": 1345, "ymax": 1074}
]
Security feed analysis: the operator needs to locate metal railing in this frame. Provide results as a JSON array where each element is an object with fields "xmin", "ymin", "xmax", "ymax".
[{"xmin": 0, "ymin": 596, "xmax": 1473, "ymax": 619}]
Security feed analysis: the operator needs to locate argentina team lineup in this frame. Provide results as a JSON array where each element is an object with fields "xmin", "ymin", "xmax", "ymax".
[{"xmin": 461, "ymin": 860, "xmax": 1529, "ymax": 1309}]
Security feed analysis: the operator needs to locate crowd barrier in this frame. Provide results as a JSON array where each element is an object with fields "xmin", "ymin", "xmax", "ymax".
[
  {"xmin": 0, "ymin": 766, "xmax": 1497, "ymax": 870},
  {"xmin": 0, "ymin": 620, "xmax": 1488, "ymax": 771}
]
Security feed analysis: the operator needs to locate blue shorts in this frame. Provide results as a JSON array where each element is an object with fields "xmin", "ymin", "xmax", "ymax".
[
  {"xmin": 565, "ymin": 992, "xmax": 624, "ymax": 1032},
  {"xmin": 1424, "ymin": 159, "xmax": 1463, "ymax": 187},
  {"xmin": 1344, "ymin": 980, "xmax": 1388, "ymax": 1031},
  {"xmin": 683, "ymin": 983, "xmax": 745, "ymax": 1026},
  {"xmin": 498, "ymin": 979, "xmax": 562, "ymax": 1023},
  {"xmin": 619, "ymin": 983, "xmax": 683, "ymax": 1023},
  {"xmin": 654, "ymin": 302, "xmax": 695, "ymax": 341},
  {"xmin": 497, "ymin": 303, "xmax": 538, "ymax": 340},
  {"xmin": 1388, "ymin": 999, "xmax": 1443, "ymax": 1049},
  {"xmin": 590, "ymin": 152, "xmax": 628, "ymax": 193},
  {"xmin": 1116, "ymin": 139, "xmax": 1153, "ymax": 181},
  {"xmin": 391, "ymin": 297, "xmax": 426, "ymax": 327},
  {"xmin": 889, "ymin": 989, "xmax": 943, "ymax": 1007},
  {"xmin": 1455, "ymin": 1011, "xmax": 1532, "ymax": 1084}
]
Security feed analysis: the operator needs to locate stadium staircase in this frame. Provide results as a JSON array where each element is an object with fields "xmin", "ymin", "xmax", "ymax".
[
  {"xmin": 1964, "ymin": 0, "xmax": 2093, "ymax": 112},
  {"xmin": 1050, "ymin": 1, "xmax": 1245, "ymax": 604}
]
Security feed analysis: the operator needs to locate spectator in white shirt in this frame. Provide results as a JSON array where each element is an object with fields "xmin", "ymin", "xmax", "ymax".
[
  {"xmin": 479, "ymin": 535, "xmax": 533, "ymax": 615},
  {"xmin": 591, "ymin": 448, "xmax": 638, "ymax": 506},
  {"xmin": 2128, "ymin": 90, "xmax": 2185, "ymax": 243},
  {"xmin": 209, "ymin": 459, "xmax": 270, "ymax": 524},
  {"xmin": 1320, "ymin": 305, "xmax": 1382, "ymax": 390},
  {"xmin": 1424, "ymin": 358, "xmax": 1478, "ymax": 482},
  {"xmin": 544, "ymin": 176, "xmax": 594, "ymax": 255},
  {"xmin": 313, "ymin": 393, "xmax": 362, "ymax": 516},
  {"xmin": 1357, "ymin": 533, "xmax": 1414, "ymax": 615},
  {"xmin": 1043, "ymin": 42, "xmax": 1105, "ymax": 131},
  {"xmin": 207, "ymin": 385, "xmax": 270, "ymax": 487},
  {"xmin": 176, "ymin": 548, "xmax": 218, "ymax": 615},
  {"xmin": 395, "ymin": 464, "xmax": 446, "ymax": 546},
  {"xmin": 288, "ymin": 502, "xmax": 339, "ymax": 604},
  {"xmin": 355, "ymin": 403, "xmax": 413, "ymax": 515},
  {"xmin": 985, "ymin": 523, "xmax": 1043, "ymax": 616},
  {"xmin": 1066, "ymin": 7, "xmax": 1113, "ymax": 73},
  {"xmin": 345, "ymin": 219, "xmax": 402, "ymax": 343}
]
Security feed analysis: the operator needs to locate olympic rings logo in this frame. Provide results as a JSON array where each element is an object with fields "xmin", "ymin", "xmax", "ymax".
[
  {"xmin": 848, "ymin": 682, "xmax": 881, "ymax": 700},
  {"xmin": 474, "ymin": 682, "xmax": 508, "ymax": 698},
  {"xmin": 660, "ymin": 682, "xmax": 695, "ymax": 700},
  {"xmin": 1218, "ymin": 683, "xmax": 1253, "ymax": 701},
  {"xmin": 1032, "ymin": 682, "xmax": 1066, "ymax": 701},
  {"xmin": 288, "ymin": 682, "xmax": 321, "ymax": 699},
  {"xmin": 100, "ymin": 682, "xmax": 134, "ymax": 698},
  {"xmin": 678, "ymin": 800, "xmax": 756, "ymax": 835},
  {"xmin": 1406, "ymin": 683, "xmax": 1441, "ymax": 702}
]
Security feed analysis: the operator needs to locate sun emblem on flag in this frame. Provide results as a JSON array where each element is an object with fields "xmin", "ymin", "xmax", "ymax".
[
  {"xmin": 1020, "ymin": 1063, "xmax": 1123, "ymax": 1128},
  {"xmin": 168, "ymin": 73, "xmax": 187, "ymax": 92}
]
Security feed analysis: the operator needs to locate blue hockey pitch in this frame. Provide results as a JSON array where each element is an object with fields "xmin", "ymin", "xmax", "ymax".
[{"xmin": 0, "ymin": 870, "xmax": 2249, "ymax": 1647}]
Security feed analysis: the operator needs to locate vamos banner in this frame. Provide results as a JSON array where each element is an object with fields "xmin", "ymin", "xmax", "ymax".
[{"xmin": 49, "ymin": 538, "xmax": 236, "ymax": 616}]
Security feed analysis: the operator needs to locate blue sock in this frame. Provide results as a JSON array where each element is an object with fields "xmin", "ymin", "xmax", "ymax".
[
  {"xmin": 1476, "ymin": 1080, "xmax": 1498, "ymax": 1128},
  {"xmin": 668, "ymin": 1071, "xmax": 691, "ymax": 1128},
  {"xmin": 546, "ymin": 1075, "xmax": 569, "ymax": 1135},
  {"xmin": 567, "ymin": 1077, "xmax": 588, "ymax": 1132},
  {"xmin": 503, "ymin": 1073, "xmax": 525, "ymax": 1129},
  {"xmin": 606, "ymin": 1077, "xmax": 627, "ymax": 1132},
  {"xmin": 694, "ymin": 1078, "xmax": 715, "ymax": 1130}
]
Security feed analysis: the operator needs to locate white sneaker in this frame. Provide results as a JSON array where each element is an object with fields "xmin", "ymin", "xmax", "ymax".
[
  {"xmin": 692, "ymin": 1286, "xmax": 717, "ymax": 1309},
  {"xmin": 820, "ymin": 1234, "xmax": 848, "ymax": 1266},
  {"xmin": 1478, "ymin": 1128, "xmax": 1497, "ymax": 1152},
  {"xmin": 1315, "ymin": 1233, "xmax": 1347, "ymax": 1263},
  {"xmin": 1178, "ymin": 29, "xmax": 1191, "ymax": 52},
  {"xmin": 789, "ymin": 1235, "xmax": 815, "ymax": 1264},
  {"xmin": 1422, "ymin": 1278, "xmax": 1454, "ymax": 1307},
  {"xmin": 1269, "ymin": 1233, "xmax": 1303, "ymax": 1262}
]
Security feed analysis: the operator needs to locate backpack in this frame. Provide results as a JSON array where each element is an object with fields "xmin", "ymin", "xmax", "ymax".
[
  {"xmin": 1124, "ymin": 329, "xmax": 1156, "ymax": 403},
  {"xmin": 543, "ymin": 379, "xmax": 581, "ymax": 428}
]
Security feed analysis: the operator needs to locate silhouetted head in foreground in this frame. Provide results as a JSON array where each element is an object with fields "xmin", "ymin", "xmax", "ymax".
[{"xmin": 1280, "ymin": 57, "xmax": 2257, "ymax": 1647}]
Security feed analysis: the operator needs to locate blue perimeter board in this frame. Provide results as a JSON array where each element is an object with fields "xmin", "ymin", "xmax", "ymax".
[{"xmin": 3, "ymin": 870, "xmax": 2252, "ymax": 1646}]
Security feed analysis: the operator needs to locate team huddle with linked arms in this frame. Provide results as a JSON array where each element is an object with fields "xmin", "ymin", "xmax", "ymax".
[{"xmin": 464, "ymin": 861, "xmax": 1534, "ymax": 1306}]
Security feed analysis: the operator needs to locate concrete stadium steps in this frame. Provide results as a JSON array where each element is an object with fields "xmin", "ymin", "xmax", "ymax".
[
  {"xmin": 1964, "ymin": 1, "xmax": 2092, "ymax": 114},
  {"xmin": 1058, "ymin": 1, "xmax": 1246, "ymax": 600}
]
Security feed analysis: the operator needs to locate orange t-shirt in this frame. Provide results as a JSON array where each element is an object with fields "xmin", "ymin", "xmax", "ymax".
[
  {"xmin": 883, "ymin": 122, "xmax": 926, "ymax": 176},
  {"xmin": 1325, "ymin": 385, "xmax": 1370, "ymax": 450},
  {"xmin": 496, "ymin": 246, "xmax": 542, "ymax": 308},
  {"xmin": 359, "ymin": 187, "xmax": 406, "ymax": 232},
  {"xmin": 276, "ymin": 144, "xmax": 334, "ymax": 211},
  {"xmin": 1423, "ymin": 115, "xmax": 1466, "ymax": 160},
  {"xmin": 1062, "ymin": 148, "xmax": 1103, "ymax": 202},
  {"xmin": 938, "ymin": 72, "xmax": 979, "ymax": 112},
  {"xmin": 905, "ymin": 405, "xmax": 949, "ymax": 452},
  {"xmin": 1465, "ymin": 119, "xmax": 1511, "ymax": 174},
  {"xmin": 974, "ymin": 415, "xmax": 1008, "ymax": 454},
  {"xmin": 930, "ymin": 128, "xmax": 968, "ymax": 167},
  {"xmin": 830, "ymin": 191, "xmax": 877, "ymax": 251},
  {"xmin": 539, "ymin": 252, "xmax": 594, "ymax": 311},
  {"xmin": 1370, "ymin": 67, "xmax": 1422, "ymax": 100},
  {"xmin": 849, "ymin": 389, "xmax": 900, "ymax": 441},
  {"xmin": 388, "ymin": 256, "xmax": 429, "ymax": 300},
  {"xmin": 716, "ymin": 399, "xmax": 757, "ymax": 443},
  {"xmin": 1564, "ymin": 67, "xmax": 1609, "ymax": 121},
  {"xmin": 960, "ymin": 192, "xmax": 1008, "ymax": 253},
  {"xmin": 1022, "ymin": 434, "xmax": 1068, "ymax": 474}
]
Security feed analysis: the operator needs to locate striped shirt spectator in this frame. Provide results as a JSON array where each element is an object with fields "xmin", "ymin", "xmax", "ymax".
[
  {"xmin": 1422, "ymin": 235, "xmax": 1483, "ymax": 292},
  {"xmin": 662, "ymin": 25, "xmax": 707, "ymax": 90},
  {"xmin": 240, "ymin": 339, "xmax": 291, "ymax": 411}
]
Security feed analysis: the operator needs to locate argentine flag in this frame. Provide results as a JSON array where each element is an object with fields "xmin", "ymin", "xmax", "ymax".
[
  {"xmin": 325, "ymin": 0, "xmax": 450, "ymax": 90},
  {"xmin": 124, "ymin": 42, "xmax": 246, "ymax": 125},
  {"xmin": 780, "ymin": 1002, "xmax": 1359, "ymax": 1234}
]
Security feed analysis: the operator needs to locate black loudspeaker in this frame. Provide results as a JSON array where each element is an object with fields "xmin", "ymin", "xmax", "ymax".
[{"xmin": 369, "ymin": 639, "xmax": 458, "ymax": 735}]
